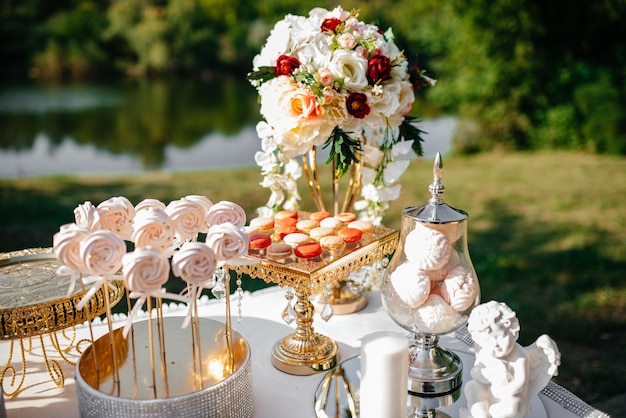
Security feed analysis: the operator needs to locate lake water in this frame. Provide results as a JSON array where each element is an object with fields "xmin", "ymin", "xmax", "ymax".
[{"xmin": 0, "ymin": 79, "xmax": 454, "ymax": 178}]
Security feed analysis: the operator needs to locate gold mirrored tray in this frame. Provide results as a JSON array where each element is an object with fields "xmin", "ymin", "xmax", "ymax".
[
  {"xmin": 0, "ymin": 248, "xmax": 124, "ymax": 340},
  {"xmin": 0, "ymin": 248, "xmax": 125, "ymax": 397},
  {"xmin": 232, "ymin": 226, "xmax": 398, "ymax": 292}
]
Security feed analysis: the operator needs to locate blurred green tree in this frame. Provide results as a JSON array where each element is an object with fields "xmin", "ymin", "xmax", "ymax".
[{"xmin": 392, "ymin": 0, "xmax": 626, "ymax": 154}]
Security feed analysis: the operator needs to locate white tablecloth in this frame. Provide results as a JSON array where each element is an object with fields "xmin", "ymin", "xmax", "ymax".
[{"xmin": 1, "ymin": 287, "xmax": 608, "ymax": 418}]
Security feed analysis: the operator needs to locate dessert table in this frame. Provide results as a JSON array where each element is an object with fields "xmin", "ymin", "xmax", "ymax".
[{"xmin": 1, "ymin": 287, "xmax": 608, "ymax": 418}]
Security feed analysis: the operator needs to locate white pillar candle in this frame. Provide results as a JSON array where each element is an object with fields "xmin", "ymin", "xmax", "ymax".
[{"xmin": 360, "ymin": 331, "xmax": 409, "ymax": 418}]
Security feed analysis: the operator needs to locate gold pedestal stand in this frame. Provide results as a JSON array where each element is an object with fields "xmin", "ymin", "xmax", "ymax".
[
  {"xmin": 232, "ymin": 226, "xmax": 398, "ymax": 376},
  {"xmin": 0, "ymin": 248, "xmax": 124, "ymax": 398},
  {"xmin": 329, "ymin": 283, "xmax": 369, "ymax": 315},
  {"xmin": 311, "ymin": 281, "xmax": 369, "ymax": 316}
]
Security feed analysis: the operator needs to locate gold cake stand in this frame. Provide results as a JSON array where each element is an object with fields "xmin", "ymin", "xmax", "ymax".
[
  {"xmin": 0, "ymin": 248, "xmax": 125, "ymax": 397},
  {"xmin": 231, "ymin": 226, "xmax": 398, "ymax": 376}
]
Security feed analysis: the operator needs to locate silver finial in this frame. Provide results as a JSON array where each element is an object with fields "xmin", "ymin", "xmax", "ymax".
[{"xmin": 428, "ymin": 152, "xmax": 445, "ymax": 204}]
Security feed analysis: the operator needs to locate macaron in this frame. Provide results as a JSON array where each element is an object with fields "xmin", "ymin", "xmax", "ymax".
[
  {"xmin": 294, "ymin": 242, "xmax": 322, "ymax": 259},
  {"xmin": 275, "ymin": 225, "xmax": 298, "ymax": 240},
  {"xmin": 310, "ymin": 211, "xmax": 332, "ymax": 222},
  {"xmin": 309, "ymin": 227, "xmax": 335, "ymax": 241},
  {"xmin": 249, "ymin": 217, "xmax": 274, "ymax": 231},
  {"xmin": 335, "ymin": 212, "xmax": 357, "ymax": 224},
  {"xmin": 248, "ymin": 233, "xmax": 272, "ymax": 252},
  {"xmin": 319, "ymin": 235, "xmax": 346, "ymax": 254},
  {"xmin": 266, "ymin": 243, "xmax": 293, "ymax": 262},
  {"xmin": 348, "ymin": 220, "xmax": 374, "ymax": 235},
  {"xmin": 283, "ymin": 232, "xmax": 310, "ymax": 248},
  {"xmin": 296, "ymin": 219, "xmax": 319, "ymax": 234},
  {"xmin": 319, "ymin": 217, "xmax": 343, "ymax": 230},
  {"xmin": 338, "ymin": 227, "xmax": 363, "ymax": 244},
  {"xmin": 274, "ymin": 217, "xmax": 297, "ymax": 228},
  {"xmin": 275, "ymin": 210, "xmax": 298, "ymax": 221}
]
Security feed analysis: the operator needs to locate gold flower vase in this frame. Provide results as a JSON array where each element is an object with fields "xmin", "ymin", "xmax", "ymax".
[{"xmin": 303, "ymin": 146, "xmax": 370, "ymax": 315}]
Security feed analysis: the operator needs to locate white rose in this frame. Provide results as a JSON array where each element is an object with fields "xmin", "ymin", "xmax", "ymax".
[
  {"xmin": 166, "ymin": 198, "xmax": 205, "ymax": 241},
  {"xmin": 276, "ymin": 119, "xmax": 334, "ymax": 158},
  {"xmin": 53, "ymin": 223, "xmax": 90, "ymax": 272},
  {"xmin": 171, "ymin": 242, "xmax": 217, "ymax": 286},
  {"xmin": 74, "ymin": 201, "xmax": 98, "ymax": 230},
  {"xmin": 122, "ymin": 247, "xmax": 170, "ymax": 293},
  {"xmin": 329, "ymin": 49, "xmax": 369, "ymax": 91},
  {"xmin": 132, "ymin": 208, "xmax": 175, "ymax": 251},
  {"xmin": 79, "ymin": 230, "xmax": 126, "ymax": 276},
  {"xmin": 205, "ymin": 223, "xmax": 250, "ymax": 263},
  {"xmin": 95, "ymin": 196, "xmax": 135, "ymax": 240},
  {"xmin": 369, "ymin": 79, "xmax": 402, "ymax": 118},
  {"xmin": 206, "ymin": 201, "xmax": 247, "ymax": 228},
  {"xmin": 397, "ymin": 81, "xmax": 416, "ymax": 116}
]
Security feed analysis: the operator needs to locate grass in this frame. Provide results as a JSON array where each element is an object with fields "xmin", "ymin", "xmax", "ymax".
[{"xmin": 1, "ymin": 150, "xmax": 625, "ymax": 406}]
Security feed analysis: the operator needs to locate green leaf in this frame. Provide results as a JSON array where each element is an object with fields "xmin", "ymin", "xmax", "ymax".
[
  {"xmin": 247, "ymin": 66, "xmax": 276, "ymax": 84},
  {"xmin": 399, "ymin": 115, "xmax": 426, "ymax": 157},
  {"xmin": 323, "ymin": 127, "xmax": 362, "ymax": 178}
]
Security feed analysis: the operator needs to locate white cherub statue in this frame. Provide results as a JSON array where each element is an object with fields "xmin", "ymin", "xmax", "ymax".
[{"xmin": 461, "ymin": 300, "xmax": 560, "ymax": 418}]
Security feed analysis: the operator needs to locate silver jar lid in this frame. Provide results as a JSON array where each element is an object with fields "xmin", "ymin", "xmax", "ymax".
[{"xmin": 403, "ymin": 152, "xmax": 468, "ymax": 224}]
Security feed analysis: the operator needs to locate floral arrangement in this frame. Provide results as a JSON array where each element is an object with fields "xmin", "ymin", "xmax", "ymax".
[
  {"xmin": 249, "ymin": 6, "xmax": 435, "ymax": 224},
  {"xmin": 53, "ymin": 195, "xmax": 254, "ymax": 336}
]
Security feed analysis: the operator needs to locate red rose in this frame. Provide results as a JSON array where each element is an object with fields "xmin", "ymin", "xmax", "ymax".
[
  {"xmin": 409, "ymin": 65, "xmax": 428, "ymax": 91},
  {"xmin": 276, "ymin": 55, "xmax": 301, "ymax": 76},
  {"xmin": 368, "ymin": 54, "xmax": 392, "ymax": 83},
  {"xmin": 346, "ymin": 92, "xmax": 370, "ymax": 119},
  {"xmin": 321, "ymin": 18, "xmax": 342, "ymax": 33}
]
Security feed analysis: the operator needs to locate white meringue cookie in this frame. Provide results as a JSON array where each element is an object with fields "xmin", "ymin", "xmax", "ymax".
[
  {"xmin": 389, "ymin": 262, "xmax": 431, "ymax": 308},
  {"xmin": 404, "ymin": 222, "xmax": 451, "ymax": 270},
  {"xmin": 413, "ymin": 294, "xmax": 457, "ymax": 334}
]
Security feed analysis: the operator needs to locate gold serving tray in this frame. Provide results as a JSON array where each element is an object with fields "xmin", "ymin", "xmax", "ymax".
[
  {"xmin": 232, "ymin": 226, "xmax": 399, "ymax": 292},
  {"xmin": 0, "ymin": 248, "xmax": 124, "ymax": 340}
]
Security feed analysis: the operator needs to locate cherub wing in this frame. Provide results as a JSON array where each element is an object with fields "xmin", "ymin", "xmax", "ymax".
[{"xmin": 524, "ymin": 334, "xmax": 561, "ymax": 399}]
